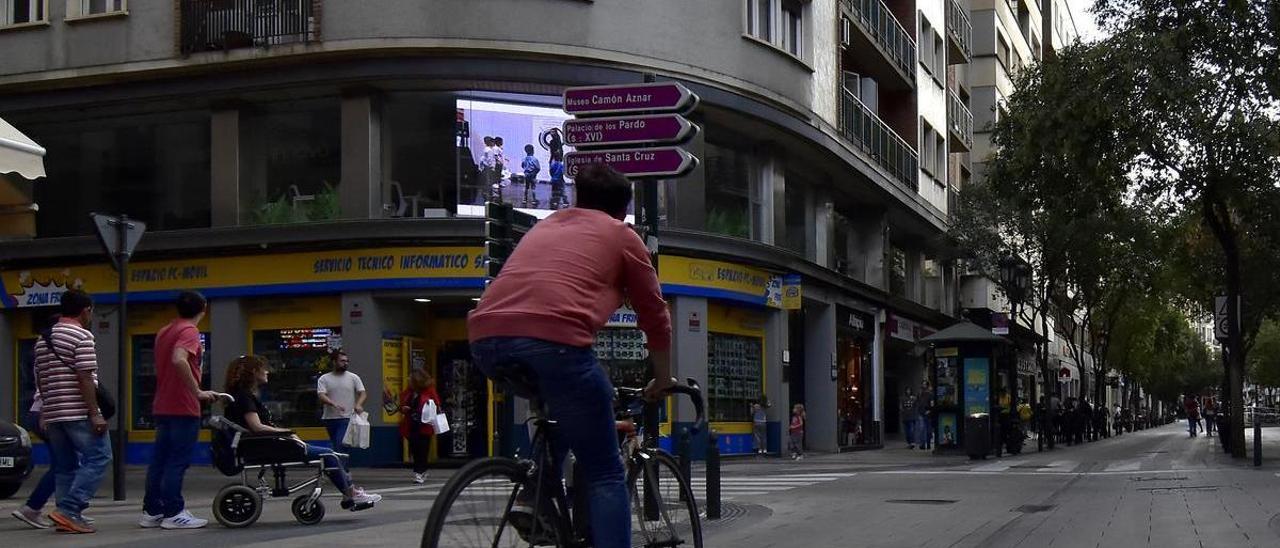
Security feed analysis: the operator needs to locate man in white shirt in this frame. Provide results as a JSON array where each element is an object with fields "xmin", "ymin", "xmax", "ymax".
[{"xmin": 317, "ymin": 350, "xmax": 366, "ymax": 449}]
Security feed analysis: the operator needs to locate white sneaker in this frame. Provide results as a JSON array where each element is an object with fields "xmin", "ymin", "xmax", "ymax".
[
  {"xmin": 413, "ymin": 473, "xmax": 425, "ymax": 484},
  {"xmin": 12, "ymin": 506, "xmax": 53, "ymax": 529},
  {"xmin": 160, "ymin": 510, "xmax": 208, "ymax": 530},
  {"xmin": 348, "ymin": 491, "xmax": 382, "ymax": 505},
  {"xmin": 138, "ymin": 512, "xmax": 164, "ymax": 529}
]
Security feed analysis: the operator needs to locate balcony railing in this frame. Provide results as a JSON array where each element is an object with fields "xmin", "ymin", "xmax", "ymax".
[
  {"xmin": 181, "ymin": 0, "xmax": 315, "ymax": 55},
  {"xmin": 947, "ymin": 89, "xmax": 973, "ymax": 151},
  {"xmin": 946, "ymin": 0, "xmax": 973, "ymax": 62},
  {"xmin": 841, "ymin": 0, "xmax": 917, "ymax": 85},
  {"xmin": 839, "ymin": 89, "xmax": 919, "ymax": 192}
]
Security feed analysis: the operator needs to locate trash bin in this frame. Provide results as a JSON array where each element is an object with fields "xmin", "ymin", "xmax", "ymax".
[{"xmin": 966, "ymin": 413, "xmax": 991, "ymax": 460}]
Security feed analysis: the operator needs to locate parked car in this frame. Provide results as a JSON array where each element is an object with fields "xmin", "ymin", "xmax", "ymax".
[{"xmin": 0, "ymin": 420, "xmax": 34, "ymax": 498}]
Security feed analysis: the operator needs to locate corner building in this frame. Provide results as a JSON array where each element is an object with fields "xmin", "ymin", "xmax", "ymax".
[{"xmin": 0, "ymin": 0, "xmax": 973, "ymax": 464}]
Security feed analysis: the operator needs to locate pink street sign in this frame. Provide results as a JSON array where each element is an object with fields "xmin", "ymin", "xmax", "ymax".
[
  {"xmin": 565, "ymin": 147, "xmax": 699, "ymax": 179},
  {"xmin": 562, "ymin": 82, "xmax": 698, "ymax": 116}
]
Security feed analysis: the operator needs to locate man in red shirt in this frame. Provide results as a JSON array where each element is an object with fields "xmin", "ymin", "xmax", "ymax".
[
  {"xmin": 140, "ymin": 292, "xmax": 218, "ymax": 530},
  {"xmin": 469, "ymin": 164, "xmax": 673, "ymax": 548}
]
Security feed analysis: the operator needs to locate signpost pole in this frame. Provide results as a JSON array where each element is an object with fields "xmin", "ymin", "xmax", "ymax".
[{"xmin": 113, "ymin": 214, "xmax": 129, "ymax": 501}]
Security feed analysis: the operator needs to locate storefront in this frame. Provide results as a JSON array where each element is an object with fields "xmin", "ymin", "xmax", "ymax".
[
  {"xmin": 837, "ymin": 306, "xmax": 877, "ymax": 449},
  {"xmin": 658, "ymin": 255, "xmax": 789, "ymax": 456},
  {"xmin": 882, "ymin": 312, "xmax": 938, "ymax": 444}
]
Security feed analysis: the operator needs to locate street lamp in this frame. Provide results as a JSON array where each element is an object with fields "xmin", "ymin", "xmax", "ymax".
[{"xmin": 998, "ymin": 256, "xmax": 1033, "ymax": 447}]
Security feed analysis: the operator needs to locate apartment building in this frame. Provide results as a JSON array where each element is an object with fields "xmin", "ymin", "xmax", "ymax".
[{"xmin": 0, "ymin": 0, "xmax": 974, "ymax": 463}]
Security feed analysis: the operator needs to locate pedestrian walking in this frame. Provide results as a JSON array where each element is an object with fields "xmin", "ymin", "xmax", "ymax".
[
  {"xmin": 317, "ymin": 349, "xmax": 368, "ymax": 450},
  {"xmin": 399, "ymin": 369, "xmax": 441, "ymax": 484},
  {"xmin": 902, "ymin": 389, "xmax": 917, "ymax": 449},
  {"xmin": 1184, "ymin": 394, "xmax": 1200, "ymax": 437},
  {"xmin": 751, "ymin": 402, "xmax": 768, "ymax": 456},
  {"xmin": 35, "ymin": 289, "xmax": 112, "ymax": 534},
  {"xmin": 916, "ymin": 383, "xmax": 933, "ymax": 450},
  {"xmin": 11, "ymin": 388, "xmax": 58, "ymax": 529},
  {"xmin": 1204, "ymin": 399, "xmax": 1218, "ymax": 435},
  {"xmin": 141, "ymin": 292, "xmax": 219, "ymax": 530},
  {"xmin": 788, "ymin": 404, "xmax": 806, "ymax": 460}
]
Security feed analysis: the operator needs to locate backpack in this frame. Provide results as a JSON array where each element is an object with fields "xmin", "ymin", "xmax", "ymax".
[{"xmin": 208, "ymin": 417, "xmax": 244, "ymax": 476}]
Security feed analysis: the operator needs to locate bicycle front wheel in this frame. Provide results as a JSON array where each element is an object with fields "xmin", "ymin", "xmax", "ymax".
[
  {"xmin": 628, "ymin": 450, "xmax": 703, "ymax": 548},
  {"xmin": 422, "ymin": 457, "xmax": 532, "ymax": 548}
]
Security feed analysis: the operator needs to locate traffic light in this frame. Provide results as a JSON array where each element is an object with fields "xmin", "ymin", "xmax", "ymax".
[{"xmin": 483, "ymin": 202, "xmax": 538, "ymax": 286}]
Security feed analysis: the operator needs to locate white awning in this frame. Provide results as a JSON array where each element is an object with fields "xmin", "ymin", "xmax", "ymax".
[{"xmin": 0, "ymin": 117, "xmax": 46, "ymax": 180}]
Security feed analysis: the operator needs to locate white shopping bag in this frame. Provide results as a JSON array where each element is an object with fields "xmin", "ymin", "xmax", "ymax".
[
  {"xmin": 434, "ymin": 413, "xmax": 451, "ymax": 434},
  {"xmin": 343, "ymin": 411, "xmax": 371, "ymax": 449},
  {"xmin": 421, "ymin": 399, "xmax": 438, "ymax": 425}
]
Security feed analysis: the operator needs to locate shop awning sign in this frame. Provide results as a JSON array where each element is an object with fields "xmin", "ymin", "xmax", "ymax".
[
  {"xmin": 562, "ymin": 82, "xmax": 699, "ymax": 116},
  {"xmin": 563, "ymin": 114, "xmax": 697, "ymax": 148},
  {"xmin": 564, "ymin": 147, "xmax": 698, "ymax": 179}
]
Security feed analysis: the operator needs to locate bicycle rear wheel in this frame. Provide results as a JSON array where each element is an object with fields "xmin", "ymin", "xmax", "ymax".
[
  {"xmin": 628, "ymin": 451, "xmax": 703, "ymax": 548},
  {"xmin": 422, "ymin": 457, "xmax": 538, "ymax": 548}
]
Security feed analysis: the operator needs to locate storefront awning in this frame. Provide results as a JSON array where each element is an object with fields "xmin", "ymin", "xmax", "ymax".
[{"xmin": 0, "ymin": 117, "xmax": 46, "ymax": 180}]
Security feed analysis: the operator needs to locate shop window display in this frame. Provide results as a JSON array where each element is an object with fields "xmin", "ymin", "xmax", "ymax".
[
  {"xmin": 250, "ymin": 327, "xmax": 341, "ymax": 428},
  {"xmin": 707, "ymin": 333, "xmax": 764, "ymax": 422},
  {"xmin": 132, "ymin": 332, "xmax": 212, "ymax": 430},
  {"xmin": 594, "ymin": 327, "xmax": 650, "ymax": 389},
  {"xmin": 837, "ymin": 339, "xmax": 873, "ymax": 446}
]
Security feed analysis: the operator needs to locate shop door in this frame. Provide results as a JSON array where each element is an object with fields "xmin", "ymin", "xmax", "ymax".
[
  {"xmin": 787, "ymin": 310, "xmax": 805, "ymax": 410},
  {"xmin": 435, "ymin": 341, "xmax": 490, "ymax": 459}
]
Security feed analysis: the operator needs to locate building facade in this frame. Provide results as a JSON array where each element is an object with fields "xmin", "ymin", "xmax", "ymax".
[{"xmin": 0, "ymin": 0, "xmax": 981, "ymax": 464}]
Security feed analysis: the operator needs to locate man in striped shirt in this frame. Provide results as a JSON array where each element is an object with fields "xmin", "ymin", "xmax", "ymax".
[{"xmin": 35, "ymin": 289, "xmax": 112, "ymax": 534}]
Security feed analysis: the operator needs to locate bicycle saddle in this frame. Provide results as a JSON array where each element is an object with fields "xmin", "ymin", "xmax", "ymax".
[{"xmin": 491, "ymin": 361, "xmax": 539, "ymax": 400}]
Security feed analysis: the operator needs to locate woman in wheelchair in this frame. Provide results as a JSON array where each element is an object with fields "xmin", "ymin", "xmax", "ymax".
[{"xmin": 224, "ymin": 356, "xmax": 382, "ymax": 509}]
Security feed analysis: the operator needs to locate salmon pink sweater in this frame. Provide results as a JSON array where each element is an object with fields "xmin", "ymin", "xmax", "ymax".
[{"xmin": 468, "ymin": 208, "xmax": 672, "ymax": 351}]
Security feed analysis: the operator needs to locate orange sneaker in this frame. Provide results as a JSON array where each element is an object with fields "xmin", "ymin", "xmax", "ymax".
[{"xmin": 49, "ymin": 510, "xmax": 95, "ymax": 534}]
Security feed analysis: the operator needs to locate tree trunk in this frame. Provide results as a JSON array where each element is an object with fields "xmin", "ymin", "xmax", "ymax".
[{"xmin": 1203, "ymin": 196, "xmax": 1247, "ymax": 458}]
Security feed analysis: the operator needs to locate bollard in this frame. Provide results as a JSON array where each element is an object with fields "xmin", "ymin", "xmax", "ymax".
[
  {"xmin": 677, "ymin": 428, "xmax": 692, "ymax": 503},
  {"xmin": 707, "ymin": 430, "xmax": 721, "ymax": 520},
  {"xmin": 1255, "ymin": 419, "xmax": 1262, "ymax": 467}
]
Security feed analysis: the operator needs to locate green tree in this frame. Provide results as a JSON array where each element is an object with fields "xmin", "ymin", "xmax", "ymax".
[
  {"xmin": 1093, "ymin": 0, "xmax": 1280, "ymax": 456},
  {"xmin": 1248, "ymin": 320, "xmax": 1280, "ymax": 389}
]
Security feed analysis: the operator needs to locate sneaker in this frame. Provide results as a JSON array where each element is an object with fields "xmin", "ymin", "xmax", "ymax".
[
  {"xmin": 81, "ymin": 514, "xmax": 95, "ymax": 525},
  {"xmin": 11, "ymin": 506, "xmax": 52, "ymax": 529},
  {"xmin": 160, "ymin": 510, "xmax": 208, "ymax": 530},
  {"xmin": 49, "ymin": 510, "xmax": 95, "ymax": 534},
  {"xmin": 507, "ymin": 502, "xmax": 557, "ymax": 545},
  {"xmin": 138, "ymin": 512, "xmax": 164, "ymax": 529},
  {"xmin": 341, "ymin": 490, "xmax": 382, "ymax": 511},
  {"xmin": 413, "ymin": 472, "xmax": 426, "ymax": 484}
]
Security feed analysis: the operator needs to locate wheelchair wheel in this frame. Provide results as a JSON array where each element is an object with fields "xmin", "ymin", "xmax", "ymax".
[
  {"xmin": 213, "ymin": 484, "xmax": 263, "ymax": 528},
  {"xmin": 292, "ymin": 495, "xmax": 326, "ymax": 526}
]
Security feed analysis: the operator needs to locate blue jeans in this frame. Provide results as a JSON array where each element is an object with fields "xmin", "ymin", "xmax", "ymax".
[
  {"xmin": 304, "ymin": 444, "xmax": 351, "ymax": 493},
  {"xmin": 472, "ymin": 337, "xmax": 629, "ymax": 548},
  {"xmin": 24, "ymin": 413, "xmax": 56, "ymax": 511},
  {"xmin": 903, "ymin": 417, "xmax": 916, "ymax": 446},
  {"xmin": 144, "ymin": 416, "xmax": 201, "ymax": 517},
  {"xmin": 44, "ymin": 419, "xmax": 112, "ymax": 518},
  {"xmin": 917, "ymin": 415, "xmax": 932, "ymax": 449},
  {"xmin": 324, "ymin": 418, "xmax": 350, "ymax": 449}
]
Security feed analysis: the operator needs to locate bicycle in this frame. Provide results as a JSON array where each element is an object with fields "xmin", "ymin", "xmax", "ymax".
[{"xmin": 422, "ymin": 363, "xmax": 707, "ymax": 548}]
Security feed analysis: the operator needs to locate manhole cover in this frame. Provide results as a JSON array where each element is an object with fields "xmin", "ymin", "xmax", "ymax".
[
  {"xmin": 885, "ymin": 499, "xmax": 958, "ymax": 505},
  {"xmin": 1013, "ymin": 505, "xmax": 1056, "ymax": 513},
  {"xmin": 1130, "ymin": 476, "xmax": 1189, "ymax": 482}
]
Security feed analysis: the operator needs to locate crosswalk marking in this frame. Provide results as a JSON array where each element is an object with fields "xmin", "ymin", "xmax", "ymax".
[
  {"xmin": 686, "ymin": 472, "xmax": 855, "ymax": 501},
  {"xmin": 1104, "ymin": 460, "xmax": 1142, "ymax": 472}
]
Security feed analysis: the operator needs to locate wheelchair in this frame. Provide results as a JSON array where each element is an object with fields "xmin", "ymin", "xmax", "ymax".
[{"xmin": 207, "ymin": 415, "xmax": 372, "ymax": 528}]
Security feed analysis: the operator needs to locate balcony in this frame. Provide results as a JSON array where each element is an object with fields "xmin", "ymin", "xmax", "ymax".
[
  {"xmin": 946, "ymin": 0, "xmax": 973, "ymax": 64},
  {"xmin": 839, "ymin": 89, "xmax": 919, "ymax": 192},
  {"xmin": 180, "ymin": 0, "xmax": 316, "ymax": 55},
  {"xmin": 947, "ymin": 89, "xmax": 973, "ymax": 152},
  {"xmin": 840, "ymin": 0, "xmax": 916, "ymax": 91}
]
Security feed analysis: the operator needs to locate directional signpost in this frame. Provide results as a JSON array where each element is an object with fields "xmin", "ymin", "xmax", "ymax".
[
  {"xmin": 90, "ymin": 212, "xmax": 146, "ymax": 501},
  {"xmin": 562, "ymin": 80, "xmax": 699, "ymax": 500}
]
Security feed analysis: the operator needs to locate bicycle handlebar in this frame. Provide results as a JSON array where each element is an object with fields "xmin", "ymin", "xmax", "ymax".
[{"xmin": 669, "ymin": 378, "xmax": 706, "ymax": 435}]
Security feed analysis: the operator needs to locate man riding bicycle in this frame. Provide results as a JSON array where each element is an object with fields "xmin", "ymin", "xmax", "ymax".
[{"xmin": 468, "ymin": 163, "xmax": 674, "ymax": 548}]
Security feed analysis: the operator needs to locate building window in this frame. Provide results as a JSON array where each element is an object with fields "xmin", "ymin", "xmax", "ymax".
[
  {"xmin": 745, "ymin": 0, "xmax": 807, "ymax": 60},
  {"xmin": 1, "ymin": 0, "xmax": 45, "ymax": 25},
  {"xmin": 705, "ymin": 141, "xmax": 755, "ymax": 239},
  {"xmin": 919, "ymin": 14, "xmax": 946, "ymax": 84},
  {"xmin": 69, "ymin": 0, "xmax": 124, "ymax": 17},
  {"xmin": 921, "ymin": 120, "xmax": 938, "ymax": 177},
  {"xmin": 919, "ymin": 16, "xmax": 935, "ymax": 75},
  {"xmin": 250, "ymin": 327, "xmax": 341, "ymax": 428},
  {"xmin": 935, "ymin": 131, "xmax": 946, "ymax": 184},
  {"xmin": 133, "ymin": 331, "xmax": 211, "ymax": 430},
  {"xmin": 708, "ymin": 332, "xmax": 764, "ymax": 423},
  {"xmin": 241, "ymin": 98, "xmax": 341, "ymax": 225}
]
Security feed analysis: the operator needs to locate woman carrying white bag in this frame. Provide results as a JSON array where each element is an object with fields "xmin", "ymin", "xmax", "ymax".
[{"xmin": 397, "ymin": 370, "xmax": 442, "ymax": 484}]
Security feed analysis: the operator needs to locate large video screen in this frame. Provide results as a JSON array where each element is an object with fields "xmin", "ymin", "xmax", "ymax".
[{"xmin": 456, "ymin": 99, "xmax": 576, "ymax": 219}]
